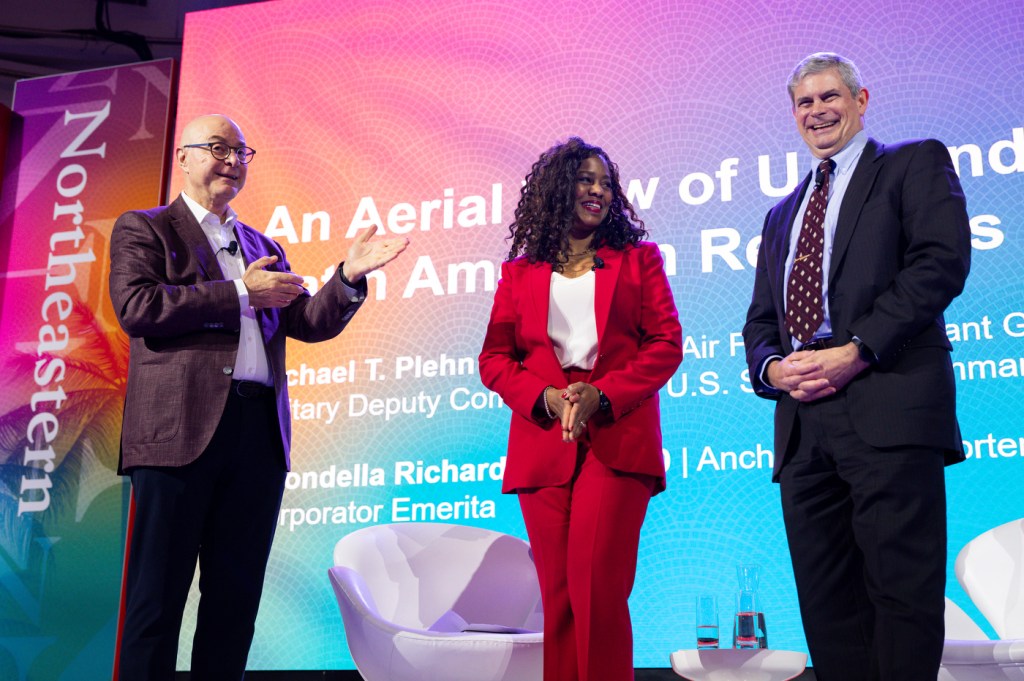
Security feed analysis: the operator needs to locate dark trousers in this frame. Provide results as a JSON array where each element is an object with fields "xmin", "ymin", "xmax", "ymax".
[
  {"xmin": 779, "ymin": 392, "xmax": 947, "ymax": 681},
  {"xmin": 118, "ymin": 387, "xmax": 287, "ymax": 681}
]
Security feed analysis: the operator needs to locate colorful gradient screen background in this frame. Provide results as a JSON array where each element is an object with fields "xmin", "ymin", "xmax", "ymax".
[{"xmin": 172, "ymin": 0, "xmax": 1024, "ymax": 670}]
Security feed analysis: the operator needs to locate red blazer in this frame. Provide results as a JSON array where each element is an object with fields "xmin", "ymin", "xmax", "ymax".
[{"xmin": 479, "ymin": 241, "xmax": 682, "ymax": 495}]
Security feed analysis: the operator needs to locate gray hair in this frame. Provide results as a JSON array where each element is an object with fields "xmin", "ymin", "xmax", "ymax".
[{"xmin": 787, "ymin": 52, "xmax": 864, "ymax": 103}]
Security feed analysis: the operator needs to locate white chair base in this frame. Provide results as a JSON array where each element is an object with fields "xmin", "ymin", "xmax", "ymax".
[
  {"xmin": 670, "ymin": 648, "xmax": 807, "ymax": 681},
  {"xmin": 940, "ymin": 639, "xmax": 1024, "ymax": 680}
]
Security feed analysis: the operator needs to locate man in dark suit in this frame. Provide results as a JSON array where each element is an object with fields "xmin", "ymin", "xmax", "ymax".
[
  {"xmin": 743, "ymin": 53, "xmax": 971, "ymax": 681},
  {"xmin": 109, "ymin": 114, "xmax": 408, "ymax": 681}
]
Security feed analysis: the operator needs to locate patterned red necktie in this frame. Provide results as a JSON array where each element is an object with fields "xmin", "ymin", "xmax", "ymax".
[{"xmin": 786, "ymin": 159, "xmax": 835, "ymax": 343}]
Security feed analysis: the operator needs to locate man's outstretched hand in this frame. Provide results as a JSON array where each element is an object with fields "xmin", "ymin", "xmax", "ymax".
[{"xmin": 342, "ymin": 227, "xmax": 410, "ymax": 282}]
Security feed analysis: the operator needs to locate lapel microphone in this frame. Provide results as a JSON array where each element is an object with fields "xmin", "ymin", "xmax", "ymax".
[
  {"xmin": 218, "ymin": 240, "xmax": 238, "ymax": 256},
  {"xmin": 592, "ymin": 256, "xmax": 605, "ymax": 271}
]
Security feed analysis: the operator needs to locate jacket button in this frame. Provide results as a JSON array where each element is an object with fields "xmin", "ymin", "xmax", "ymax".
[{"xmin": 223, "ymin": 366, "xmax": 233, "ymax": 375}]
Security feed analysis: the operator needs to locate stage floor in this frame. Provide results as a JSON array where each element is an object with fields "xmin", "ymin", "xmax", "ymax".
[{"xmin": 174, "ymin": 669, "xmax": 818, "ymax": 680}]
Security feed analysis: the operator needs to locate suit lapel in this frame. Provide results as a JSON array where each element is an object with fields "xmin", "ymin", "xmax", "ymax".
[
  {"xmin": 232, "ymin": 223, "xmax": 278, "ymax": 343},
  {"xmin": 528, "ymin": 259, "xmax": 553, "ymax": 336},
  {"xmin": 525, "ymin": 248, "xmax": 621, "ymax": 378},
  {"xmin": 235, "ymin": 223, "xmax": 262, "ymax": 268},
  {"xmin": 771, "ymin": 176, "xmax": 811, "ymax": 302},
  {"xmin": 169, "ymin": 195, "xmax": 224, "ymax": 280},
  {"xmin": 593, "ymin": 245, "xmax": 622, "ymax": 345},
  {"xmin": 525, "ymin": 260, "xmax": 566, "ymax": 380},
  {"xmin": 830, "ymin": 138, "xmax": 884, "ymax": 284}
]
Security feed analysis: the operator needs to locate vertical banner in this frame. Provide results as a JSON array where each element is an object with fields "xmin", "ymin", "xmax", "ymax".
[
  {"xmin": 0, "ymin": 59, "xmax": 176, "ymax": 681},
  {"xmin": 0, "ymin": 103, "xmax": 13, "ymax": 289}
]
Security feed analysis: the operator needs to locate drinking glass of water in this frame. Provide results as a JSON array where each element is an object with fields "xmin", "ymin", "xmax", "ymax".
[{"xmin": 695, "ymin": 594, "xmax": 719, "ymax": 649}]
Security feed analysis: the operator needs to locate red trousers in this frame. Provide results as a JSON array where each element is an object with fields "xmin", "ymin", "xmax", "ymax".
[{"xmin": 518, "ymin": 444, "xmax": 655, "ymax": 681}]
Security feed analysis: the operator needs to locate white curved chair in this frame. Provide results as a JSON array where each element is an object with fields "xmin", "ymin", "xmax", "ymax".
[
  {"xmin": 939, "ymin": 518, "xmax": 1024, "ymax": 680},
  {"xmin": 327, "ymin": 522, "xmax": 543, "ymax": 681}
]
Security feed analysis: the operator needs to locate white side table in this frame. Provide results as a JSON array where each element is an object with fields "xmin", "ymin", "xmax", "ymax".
[{"xmin": 670, "ymin": 648, "xmax": 807, "ymax": 681}]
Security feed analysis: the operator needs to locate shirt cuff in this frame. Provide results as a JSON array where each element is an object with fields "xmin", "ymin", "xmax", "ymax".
[
  {"xmin": 758, "ymin": 355, "xmax": 783, "ymax": 394},
  {"xmin": 233, "ymin": 278, "xmax": 249, "ymax": 307},
  {"xmin": 338, "ymin": 262, "xmax": 368, "ymax": 302}
]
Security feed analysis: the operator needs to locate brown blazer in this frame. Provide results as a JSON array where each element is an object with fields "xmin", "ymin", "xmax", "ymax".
[{"xmin": 109, "ymin": 195, "xmax": 363, "ymax": 471}]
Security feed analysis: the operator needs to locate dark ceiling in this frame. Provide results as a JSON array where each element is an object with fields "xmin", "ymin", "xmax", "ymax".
[{"xmin": 0, "ymin": 0, "xmax": 264, "ymax": 109}]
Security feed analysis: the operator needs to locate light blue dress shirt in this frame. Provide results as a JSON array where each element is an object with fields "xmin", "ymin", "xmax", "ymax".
[{"xmin": 783, "ymin": 130, "xmax": 868, "ymax": 349}]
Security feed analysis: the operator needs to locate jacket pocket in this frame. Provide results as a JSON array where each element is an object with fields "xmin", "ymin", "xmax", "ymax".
[{"xmin": 123, "ymin": 363, "xmax": 184, "ymax": 444}]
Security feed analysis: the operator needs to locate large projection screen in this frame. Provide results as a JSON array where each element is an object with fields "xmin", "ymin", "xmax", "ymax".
[{"xmin": 174, "ymin": 0, "xmax": 1024, "ymax": 670}]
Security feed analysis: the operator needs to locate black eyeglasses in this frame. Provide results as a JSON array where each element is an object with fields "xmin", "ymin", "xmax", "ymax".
[{"xmin": 182, "ymin": 142, "xmax": 256, "ymax": 164}]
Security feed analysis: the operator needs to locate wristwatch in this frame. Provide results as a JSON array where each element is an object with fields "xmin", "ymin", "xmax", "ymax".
[
  {"xmin": 851, "ymin": 337, "xmax": 876, "ymax": 364},
  {"xmin": 596, "ymin": 388, "xmax": 612, "ymax": 412}
]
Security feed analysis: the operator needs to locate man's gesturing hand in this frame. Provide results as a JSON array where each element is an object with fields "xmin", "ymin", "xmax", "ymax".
[
  {"xmin": 341, "ymin": 227, "xmax": 410, "ymax": 283},
  {"xmin": 243, "ymin": 256, "xmax": 306, "ymax": 308}
]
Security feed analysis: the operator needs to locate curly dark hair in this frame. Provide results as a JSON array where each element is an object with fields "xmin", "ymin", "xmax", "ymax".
[{"xmin": 506, "ymin": 137, "xmax": 647, "ymax": 268}]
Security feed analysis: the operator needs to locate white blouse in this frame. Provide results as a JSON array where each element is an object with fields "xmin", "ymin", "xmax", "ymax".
[{"xmin": 548, "ymin": 271, "xmax": 599, "ymax": 370}]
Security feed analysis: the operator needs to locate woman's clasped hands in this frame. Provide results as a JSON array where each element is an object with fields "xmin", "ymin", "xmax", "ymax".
[{"xmin": 545, "ymin": 383, "xmax": 601, "ymax": 443}]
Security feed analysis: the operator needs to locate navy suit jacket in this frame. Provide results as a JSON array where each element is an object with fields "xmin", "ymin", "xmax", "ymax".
[
  {"xmin": 743, "ymin": 138, "xmax": 971, "ymax": 479},
  {"xmin": 109, "ymin": 194, "xmax": 364, "ymax": 471}
]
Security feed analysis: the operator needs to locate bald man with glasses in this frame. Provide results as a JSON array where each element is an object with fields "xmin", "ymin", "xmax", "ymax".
[{"xmin": 109, "ymin": 114, "xmax": 408, "ymax": 680}]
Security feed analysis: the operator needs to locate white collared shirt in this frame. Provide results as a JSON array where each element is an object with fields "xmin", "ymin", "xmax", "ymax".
[{"xmin": 181, "ymin": 191, "xmax": 272, "ymax": 385}]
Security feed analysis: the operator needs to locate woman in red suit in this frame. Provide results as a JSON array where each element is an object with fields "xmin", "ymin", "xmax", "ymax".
[{"xmin": 479, "ymin": 138, "xmax": 682, "ymax": 680}]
